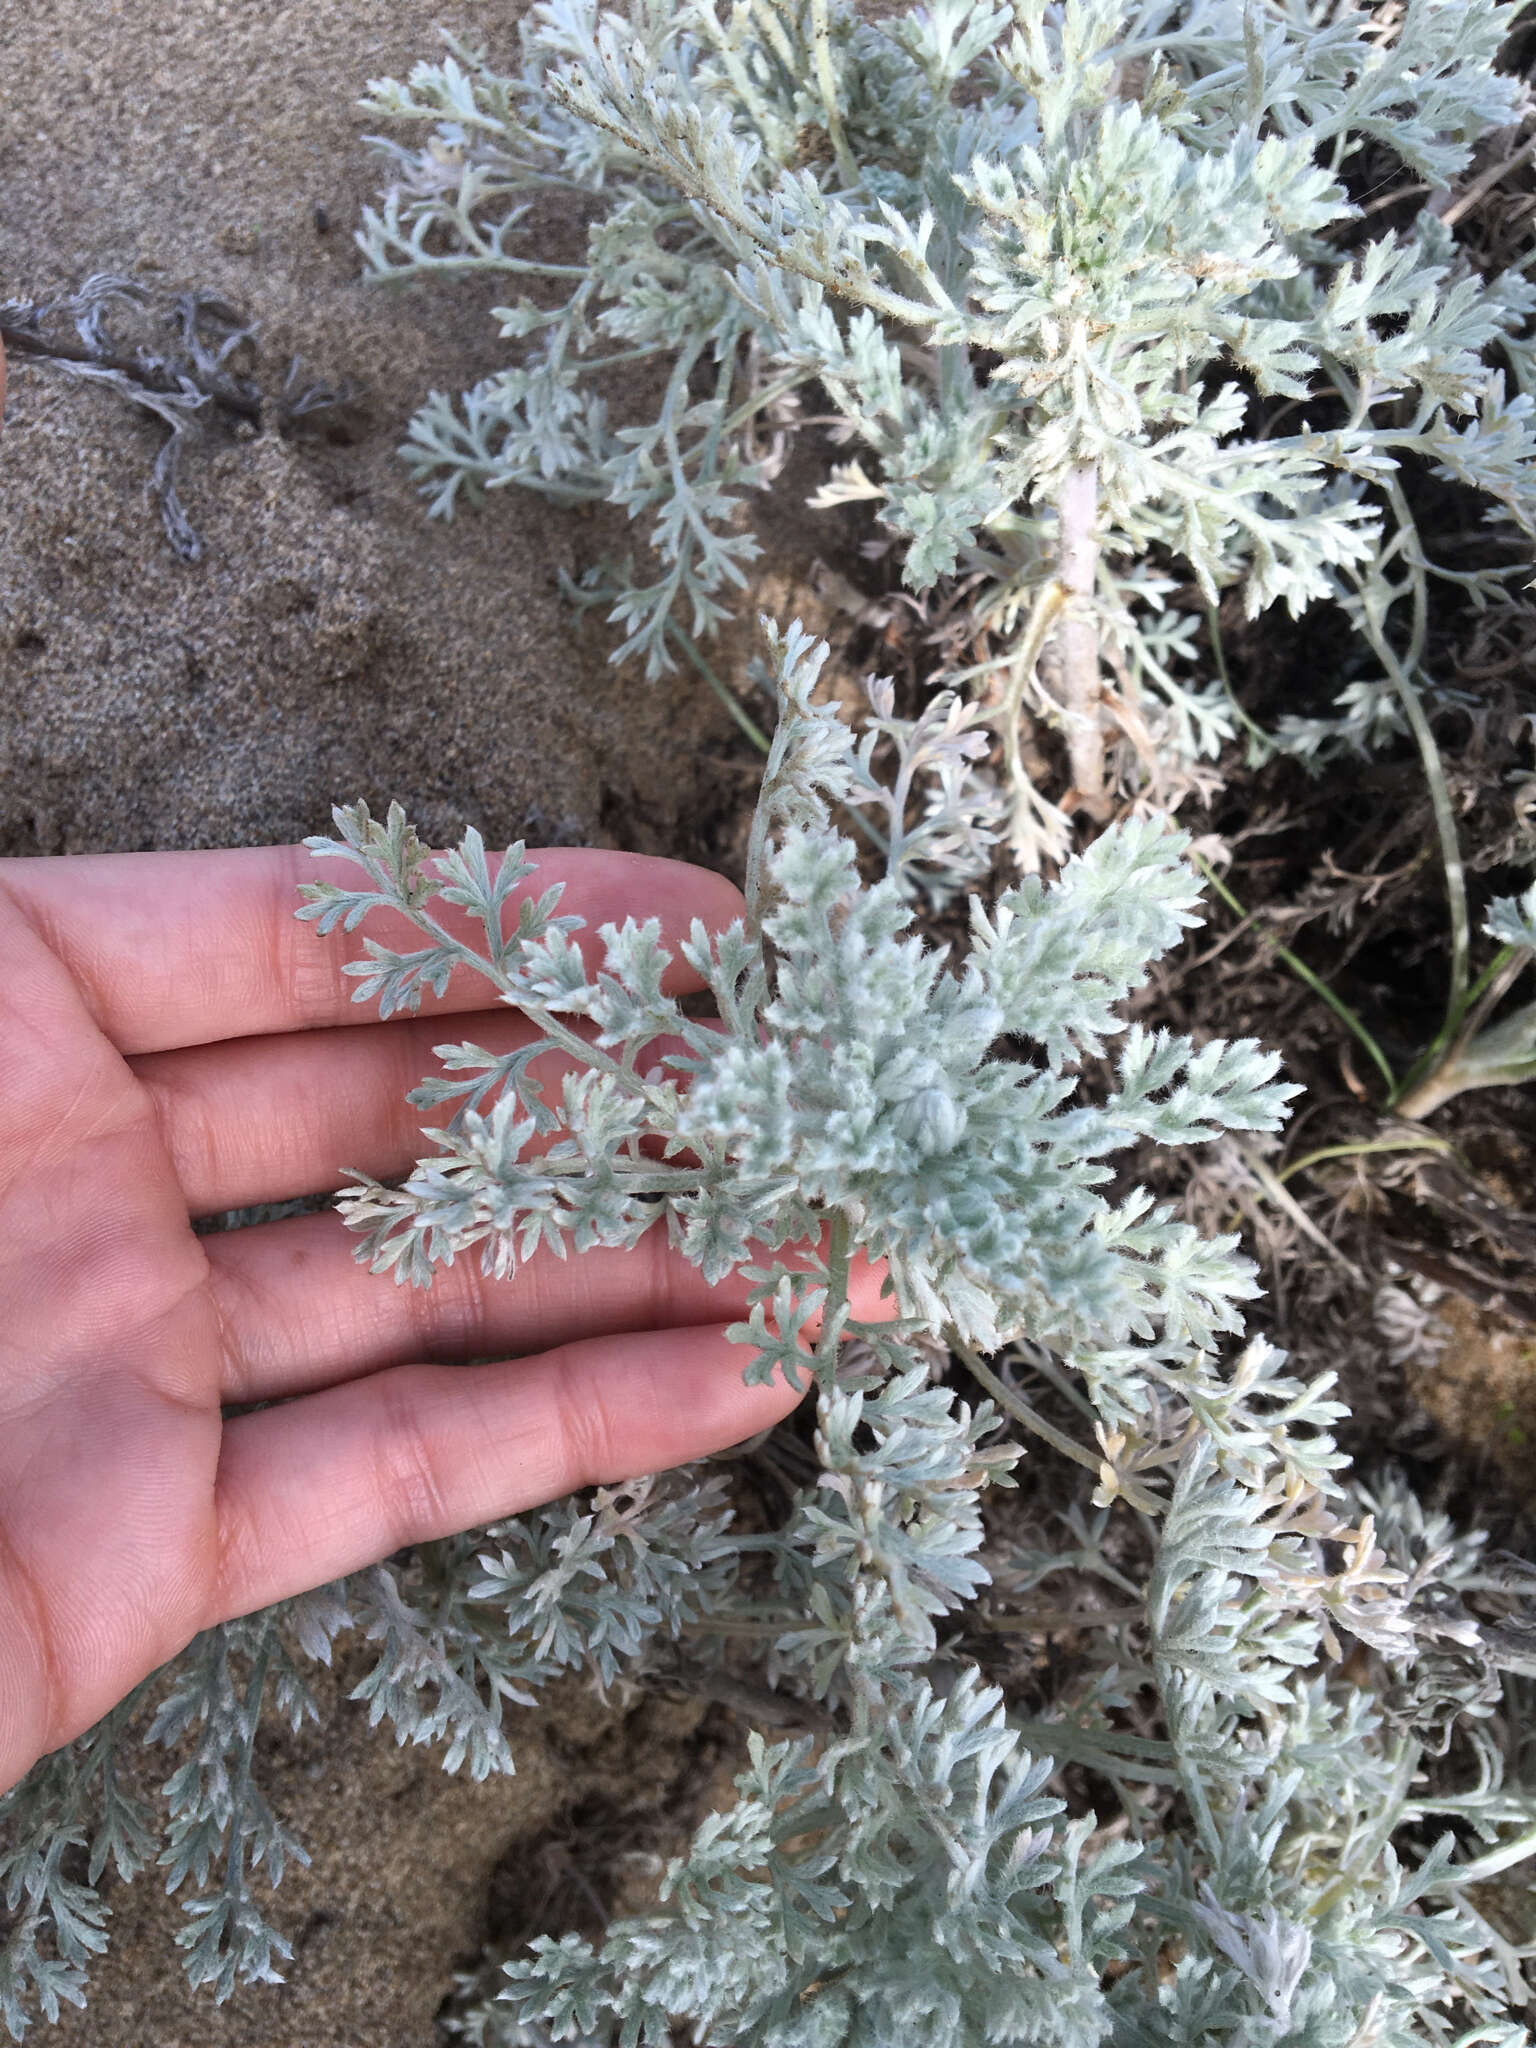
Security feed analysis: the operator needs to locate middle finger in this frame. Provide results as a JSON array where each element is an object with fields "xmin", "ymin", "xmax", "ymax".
[
  {"xmin": 133, "ymin": 1007, "xmax": 604, "ymax": 1216},
  {"xmin": 204, "ymin": 1208, "xmax": 892, "ymax": 1405},
  {"xmin": 203, "ymin": 1205, "xmax": 756, "ymax": 1404}
]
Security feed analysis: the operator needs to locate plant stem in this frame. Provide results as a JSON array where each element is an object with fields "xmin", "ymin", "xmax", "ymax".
[
  {"xmin": 993, "ymin": 577, "xmax": 1067, "ymax": 858},
  {"xmin": 719, "ymin": 368, "xmax": 808, "ymax": 440},
  {"xmin": 809, "ymin": 0, "xmax": 860, "ymax": 188},
  {"xmin": 403, "ymin": 900, "xmax": 685, "ymax": 1122},
  {"xmin": 665, "ymin": 620, "xmax": 772, "ymax": 751},
  {"xmin": 1355, "ymin": 599, "xmax": 1469, "ymax": 1024},
  {"xmin": 1394, "ymin": 992, "xmax": 1536, "ymax": 1119},
  {"xmin": 1056, "ymin": 460, "xmax": 1106, "ymax": 806},
  {"xmin": 1276, "ymin": 1135, "xmax": 1453, "ymax": 1183},
  {"xmin": 816, "ymin": 1212, "xmax": 855, "ymax": 1383},
  {"xmin": 1392, "ymin": 949, "xmax": 1532, "ymax": 1118},
  {"xmin": 1204, "ymin": 603, "xmax": 1273, "ymax": 762},
  {"xmin": 1304, "ymin": 1737, "xmax": 1419, "ymax": 1920},
  {"xmin": 971, "ymin": 1602, "xmax": 1143, "ymax": 1631},
  {"xmin": 1428, "ymin": 1826, "xmax": 1536, "ymax": 1886},
  {"xmin": 1192, "ymin": 855, "xmax": 1398, "ymax": 1096},
  {"xmin": 955, "ymin": 1340, "xmax": 1103, "ymax": 1476},
  {"xmin": 1235, "ymin": 1143, "xmax": 1368, "ymax": 1284}
]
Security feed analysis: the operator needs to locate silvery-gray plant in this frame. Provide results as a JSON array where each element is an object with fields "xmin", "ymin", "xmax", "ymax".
[
  {"xmin": 6, "ymin": 624, "xmax": 1536, "ymax": 2043},
  {"xmin": 357, "ymin": 0, "xmax": 1534, "ymax": 859}
]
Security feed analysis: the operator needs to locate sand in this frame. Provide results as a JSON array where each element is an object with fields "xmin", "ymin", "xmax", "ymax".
[
  {"xmin": 0, "ymin": 1, "xmax": 747, "ymax": 2039},
  {"xmin": 0, "ymin": 0, "xmax": 741, "ymax": 864},
  {"xmin": 32, "ymin": 1649, "xmax": 722, "ymax": 2048}
]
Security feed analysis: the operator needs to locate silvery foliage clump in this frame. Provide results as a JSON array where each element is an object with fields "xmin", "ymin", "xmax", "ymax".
[
  {"xmin": 4, "ymin": 627, "xmax": 1536, "ymax": 2042},
  {"xmin": 357, "ymin": 0, "xmax": 1534, "ymax": 854},
  {"xmin": 0, "ymin": 1488, "xmax": 741, "ymax": 2036}
]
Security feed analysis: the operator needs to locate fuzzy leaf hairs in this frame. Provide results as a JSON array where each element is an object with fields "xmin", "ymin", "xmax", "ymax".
[
  {"xmin": 359, "ymin": 0, "xmax": 1533, "ymax": 852},
  {"xmin": 297, "ymin": 620, "xmax": 1296, "ymax": 1392},
  {"xmin": 8, "ymin": 629, "xmax": 1534, "ymax": 2039}
]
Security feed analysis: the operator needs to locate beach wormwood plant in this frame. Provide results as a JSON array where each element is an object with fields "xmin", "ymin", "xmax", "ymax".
[
  {"xmin": 5, "ymin": 625, "xmax": 1536, "ymax": 2041},
  {"xmin": 358, "ymin": 0, "xmax": 1535, "ymax": 855}
]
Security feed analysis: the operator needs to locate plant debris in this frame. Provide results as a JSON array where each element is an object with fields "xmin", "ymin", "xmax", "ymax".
[{"xmin": 0, "ymin": 274, "xmax": 367, "ymax": 560}]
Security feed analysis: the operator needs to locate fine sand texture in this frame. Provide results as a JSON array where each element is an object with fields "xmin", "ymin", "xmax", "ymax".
[
  {"xmin": 0, "ymin": 1, "xmax": 745, "ymax": 2041},
  {"xmin": 18, "ymin": 1646, "xmax": 726, "ymax": 2048},
  {"xmin": 0, "ymin": 0, "xmax": 740, "ymax": 864}
]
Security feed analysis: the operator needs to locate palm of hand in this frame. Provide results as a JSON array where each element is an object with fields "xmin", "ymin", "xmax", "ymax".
[{"xmin": 0, "ymin": 842, "xmax": 807, "ymax": 1796}]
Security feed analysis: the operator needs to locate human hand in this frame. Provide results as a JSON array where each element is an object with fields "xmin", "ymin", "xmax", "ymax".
[{"xmin": 0, "ymin": 841, "xmax": 860, "ymax": 1795}]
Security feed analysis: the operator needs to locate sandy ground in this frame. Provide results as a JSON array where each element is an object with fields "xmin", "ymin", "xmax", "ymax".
[
  {"xmin": 0, "ymin": 1, "xmax": 744, "ymax": 2040},
  {"xmin": 0, "ymin": 0, "xmax": 739, "ymax": 864},
  {"xmin": 34, "ymin": 1648, "xmax": 722, "ymax": 2048}
]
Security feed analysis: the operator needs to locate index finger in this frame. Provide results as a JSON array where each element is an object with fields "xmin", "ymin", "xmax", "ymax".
[{"xmin": 0, "ymin": 842, "xmax": 744, "ymax": 1057}]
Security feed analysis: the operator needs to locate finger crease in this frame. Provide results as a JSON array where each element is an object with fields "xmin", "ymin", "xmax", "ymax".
[{"xmin": 0, "ymin": 1509, "xmax": 69, "ymax": 1772}]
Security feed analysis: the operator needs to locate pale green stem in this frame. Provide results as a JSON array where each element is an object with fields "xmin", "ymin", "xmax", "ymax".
[
  {"xmin": 993, "ymin": 578, "xmax": 1068, "ymax": 857},
  {"xmin": 1056, "ymin": 460, "xmax": 1106, "ymax": 804},
  {"xmin": 553, "ymin": 55, "xmax": 934, "ymax": 328},
  {"xmin": 1395, "ymin": 993, "xmax": 1536, "ymax": 1120},
  {"xmin": 1393, "ymin": 948, "xmax": 1532, "ymax": 1120},
  {"xmin": 954, "ymin": 1339, "xmax": 1103, "ymax": 1475},
  {"xmin": 1173, "ymin": 1728, "xmax": 1222, "ymax": 1865},
  {"xmin": 1403, "ymin": 1792, "xmax": 1536, "ymax": 1823},
  {"xmin": 1461, "ymin": 942, "xmax": 1524, "ymax": 1020},
  {"xmin": 748, "ymin": 0, "xmax": 799, "ymax": 76},
  {"xmin": 1005, "ymin": 1717, "xmax": 1186, "ymax": 1790},
  {"xmin": 1192, "ymin": 855, "xmax": 1398, "ymax": 1096},
  {"xmin": 1354, "ymin": 595, "xmax": 1470, "ymax": 1025},
  {"xmin": 970, "ymin": 1603, "xmax": 1143, "ymax": 1631},
  {"xmin": 1204, "ymin": 604, "xmax": 1273, "ymax": 762},
  {"xmin": 480, "ymin": 1158, "xmax": 724, "ymax": 1194},
  {"xmin": 576, "ymin": 342, "xmax": 675, "ymax": 372},
  {"xmin": 681, "ymin": 1612, "xmax": 805, "ymax": 1637},
  {"xmin": 809, "ymin": 0, "xmax": 860, "ymax": 188},
  {"xmin": 1276, "ymin": 1135, "xmax": 1454, "ymax": 1184},
  {"xmin": 1305, "ymin": 1737, "xmax": 1419, "ymax": 1920},
  {"xmin": 816, "ymin": 1212, "xmax": 855, "ymax": 1381},
  {"xmin": 1423, "ymin": 1826, "xmax": 1536, "ymax": 1888},
  {"xmin": 719, "ymin": 368, "xmax": 809, "ymax": 440},
  {"xmin": 408, "ymin": 903, "xmax": 679, "ymax": 1117},
  {"xmin": 1018, "ymin": 1347, "xmax": 1101, "ymax": 1428},
  {"xmin": 1234, "ymin": 1143, "xmax": 1367, "ymax": 1284},
  {"xmin": 371, "ymin": 245, "xmax": 590, "ymax": 281},
  {"xmin": 744, "ymin": 722, "xmax": 789, "ymax": 934},
  {"xmin": 665, "ymin": 620, "xmax": 772, "ymax": 752},
  {"xmin": 692, "ymin": 0, "xmax": 785, "ymax": 142},
  {"xmin": 205, "ymin": 1633, "xmax": 273, "ymax": 1915}
]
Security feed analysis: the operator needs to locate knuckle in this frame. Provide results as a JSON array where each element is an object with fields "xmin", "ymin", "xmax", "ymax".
[
  {"xmin": 137, "ymin": 1056, "xmax": 225, "ymax": 1211},
  {"xmin": 375, "ymin": 1376, "xmax": 454, "ymax": 1544},
  {"xmin": 550, "ymin": 1348, "xmax": 623, "ymax": 1487}
]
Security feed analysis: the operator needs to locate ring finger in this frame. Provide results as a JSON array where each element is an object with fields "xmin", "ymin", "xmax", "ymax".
[
  {"xmin": 203, "ymin": 1206, "xmax": 893, "ymax": 1406},
  {"xmin": 132, "ymin": 1006, "xmax": 636, "ymax": 1216}
]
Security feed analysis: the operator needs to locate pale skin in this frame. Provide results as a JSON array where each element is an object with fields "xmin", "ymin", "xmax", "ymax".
[{"xmin": 0, "ymin": 832, "xmax": 893, "ymax": 1804}]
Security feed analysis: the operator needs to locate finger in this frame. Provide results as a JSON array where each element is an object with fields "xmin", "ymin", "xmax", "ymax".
[
  {"xmin": 205, "ymin": 1206, "xmax": 894, "ymax": 1403},
  {"xmin": 211, "ymin": 1207, "xmax": 748, "ymax": 1402},
  {"xmin": 131, "ymin": 1005, "xmax": 624, "ymax": 1216},
  {"xmin": 212, "ymin": 1323, "xmax": 806, "ymax": 1621},
  {"xmin": 0, "ymin": 843, "xmax": 744, "ymax": 1057}
]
